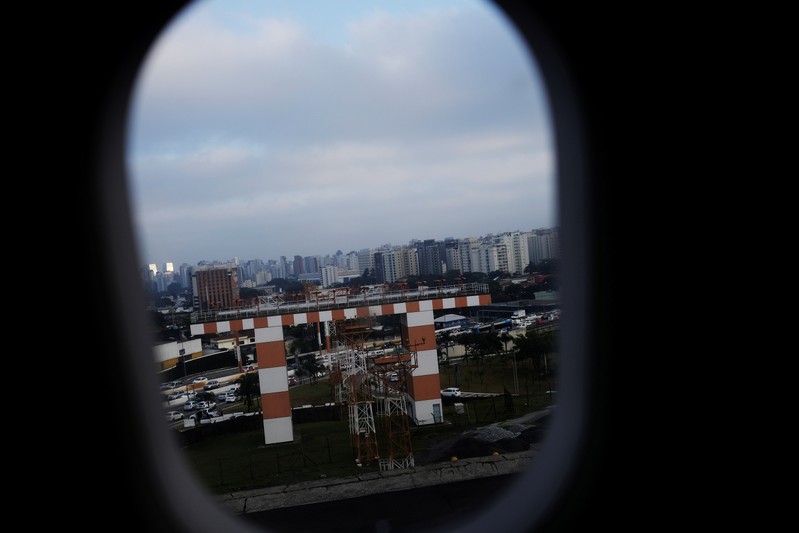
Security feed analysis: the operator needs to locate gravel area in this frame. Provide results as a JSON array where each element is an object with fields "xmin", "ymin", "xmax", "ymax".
[{"xmin": 415, "ymin": 406, "xmax": 554, "ymax": 465}]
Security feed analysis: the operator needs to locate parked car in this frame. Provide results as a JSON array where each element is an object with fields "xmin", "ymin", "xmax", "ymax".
[
  {"xmin": 165, "ymin": 411, "xmax": 184, "ymax": 422},
  {"xmin": 223, "ymin": 391, "xmax": 240, "ymax": 402},
  {"xmin": 192, "ymin": 376, "xmax": 208, "ymax": 384},
  {"xmin": 288, "ymin": 376, "xmax": 297, "ymax": 386},
  {"xmin": 440, "ymin": 387, "xmax": 462, "ymax": 397},
  {"xmin": 190, "ymin": 408, "xmax": 222, "ymax": 421},
  {"xmin": 193, "ymin": 391, "xmax": 216, "ymax": 402},
  {"xmin": 167, "ymin": 391, "xmax": 186, "ymax": 401},
  {"xmin": 203, "ymin": 379, "xmax": 220, "ymax": 390},
  {"xmin": 194, "ymin": 401, "xmax": 216, "ymax": 411},
  {"xmin": 183, "ymin": 401, "xmax": 198, "ymax": 411}
]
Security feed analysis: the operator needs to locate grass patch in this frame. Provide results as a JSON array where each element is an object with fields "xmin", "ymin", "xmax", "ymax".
[{"xmin": 179, "ymin": 354, "xmax": 556, "ymax": 495}]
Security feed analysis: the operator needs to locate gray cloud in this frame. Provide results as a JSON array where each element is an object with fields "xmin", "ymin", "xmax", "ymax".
[{"xmin": 127, "ymin": 1, "xmax": 555, "ymax": 267}]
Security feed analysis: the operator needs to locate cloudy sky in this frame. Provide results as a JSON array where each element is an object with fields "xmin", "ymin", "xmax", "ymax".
[{"xmin": 126, "ymin": 0, "xmax": 556, "ymax": 269}]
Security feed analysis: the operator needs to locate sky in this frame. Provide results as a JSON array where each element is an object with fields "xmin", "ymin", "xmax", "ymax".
[{"xmin": 127, "ymin": 0, "xmax": 556, "ymax": 269}]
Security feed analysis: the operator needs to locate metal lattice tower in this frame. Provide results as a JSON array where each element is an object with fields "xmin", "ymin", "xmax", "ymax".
[
  {"xmin": 346, "ymin": 355, "xmax": 379, "ymax": 466},
  {"xmin": 334, "ymin": 319, "xmax": 380, "ymax": 466},
  {"xmin": 377, "ymin": 395, "xmax": 415, "ymax": 470},
  {"xmin": 372, "ymin": 346, "xmax": 418, "ymax": 471}
]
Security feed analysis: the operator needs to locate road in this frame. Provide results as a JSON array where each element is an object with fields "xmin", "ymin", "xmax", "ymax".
[{"xmin": 238, "ymin": 472, "xmax": 527, "ymax": 533}]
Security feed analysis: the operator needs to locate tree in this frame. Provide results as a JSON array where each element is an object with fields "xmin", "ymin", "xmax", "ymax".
[
  {"xmin": 456, "ymin": 331, "xmax": 502, "ymax": 381},
  {"xmin": 239, "ymin": 287, "xmax": 260, "ymax": 300},
  {"xmin": 513, "ymin": 329, "xmax": 556, "ymax": 387},
  {"xmin": 300, "ymin": 358, "xmax": 326, "ymax": 384},
  {"xmin": 167, "ymin": 282, "xmax": 182, "ymax": 298},
  {"xmin": 439, "ymin": 331, "xmax": 453, "ymax": 362},
  {"xmin": 238, "ymin": 372, "xmax": 260, "ymax": 412},
  {"xmin": 457, "ymin": 332, "xmax": 479, "ymax": 365},
  {"xmin": 519, "ymin": 285, "xmax": 538, "ymax": 299},
  {"xmin": 286, "ymin": 324, "xmax": 319, "ymax": 355},
  {"xmin": 503, "ymin": 284, "xmax": 522, "ymax": 299},
  {"xmin": 500, "ymin": 332, "xmax": 513, "ymax": 353},
  {"xmin": 501, "ymin": 332, "xmax": 520, "ymax": 395},
  {"xmin": 474, "ymin": 331, "xmax": 503, "ymax": 359}
]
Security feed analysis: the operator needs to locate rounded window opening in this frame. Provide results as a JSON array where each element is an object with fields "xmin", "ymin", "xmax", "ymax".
[{"xmin": 126, "ymin": 1, "xmax": 564, "ymax": 532}]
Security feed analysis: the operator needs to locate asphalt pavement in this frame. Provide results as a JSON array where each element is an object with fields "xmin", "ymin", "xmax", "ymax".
[
  {"xmin": 238, "ymin": 472, "xmax": 527, "ymax": 533},
  {"xmin": 216, "ymin": 407, "xmax": 553, "ymax": 532}
]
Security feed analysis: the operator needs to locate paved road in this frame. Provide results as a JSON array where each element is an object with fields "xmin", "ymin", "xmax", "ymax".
[
  {"xmin": 238, "ymin": 473, "xmax": 526, "ymax": 533},
  {"xmin": 235, "ymin": 409, "xmax": 553, "ymax": 532}
]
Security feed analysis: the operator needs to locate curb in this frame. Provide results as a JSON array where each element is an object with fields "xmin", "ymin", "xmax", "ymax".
[{"xmin": 217, "ymin": 449, "xmax": 538, "ymax": 514}]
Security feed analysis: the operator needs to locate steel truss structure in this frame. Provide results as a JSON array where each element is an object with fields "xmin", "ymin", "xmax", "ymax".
[{"xmin": 330, "ymin": 319, "xmax": 418, "ymax": 470}]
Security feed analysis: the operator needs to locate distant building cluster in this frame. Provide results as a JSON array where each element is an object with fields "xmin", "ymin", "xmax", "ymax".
[{"xmin": 142, "ymin": 227, "xmax": 559, "ymax": 296}]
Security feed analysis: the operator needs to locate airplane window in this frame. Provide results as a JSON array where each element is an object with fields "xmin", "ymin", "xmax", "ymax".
[{"xmin": 120, "ymin": 1, "xmax": 589, "ymax": 532}]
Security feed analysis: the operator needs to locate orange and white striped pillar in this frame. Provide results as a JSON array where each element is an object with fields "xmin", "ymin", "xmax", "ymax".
[
  {"xmin": 401, "ymin": 308, "xmax": 441, "ymax": 425},
  {"xmin": 189, "ymin": 293, "xmax": 491, "ymax": 445},
  {"xmin": 253, "ymin": 317, "xmax": 292, "ymax": 445}
]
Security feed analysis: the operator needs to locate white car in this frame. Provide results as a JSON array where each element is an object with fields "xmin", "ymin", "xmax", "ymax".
[
  {"xmin": 166, "ymin": 411, "xmax": 184, "ymax": 422},
  {"xmin": 223, "ymin": 391, "xmax": 240, "ymax": 402},
  {"xmin": 440, "ymin": 387, "xmax": 462, "ymax": 397}
]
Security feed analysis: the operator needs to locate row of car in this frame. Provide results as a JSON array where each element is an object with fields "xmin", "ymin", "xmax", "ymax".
[
  {"xmin": 184, "ymin": 400, "xmax": 216, "ymax": 411},
  {"xmin": 166, "ymin": 408, "xmax": 223, "ymax": 423},
  {"xmin": 160, "ymin": 376, "xmax": 222, "ymax": 393}
]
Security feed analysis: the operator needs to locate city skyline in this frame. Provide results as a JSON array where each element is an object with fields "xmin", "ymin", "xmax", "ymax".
[
  {"xmin": 128, "ymin": 1, "xmax": 556, "ymax": 270},
  {"xmin": 144, "ymin": 225, "xmax": 558, "ymax": 274}
]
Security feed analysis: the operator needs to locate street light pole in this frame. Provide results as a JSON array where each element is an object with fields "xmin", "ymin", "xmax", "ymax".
[
  {"xmin": 512, "ymin": 350, "xmax": 519, "ymax": 396},
  {"xmin": 179, "ymin": 345, "xmax": 188, "ymax": 395}
]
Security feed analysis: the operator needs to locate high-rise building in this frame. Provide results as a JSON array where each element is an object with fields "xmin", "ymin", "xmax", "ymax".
[
  {"xmin": 293, "ymin": 255, "xmax": 304, "ymax": 276},
  {"xmin": 191, "ymin": 264, "xmax": 240, "ymax": 311},
  {"xmin": 179, "ymin": 263, "xmax": 192, "ymax": 289},
  {"xmin": 417, "ymin": 239, "xmax": 444, "ymax": 276},
  {"xmin": 527, "ymin": 227, "xmax": 560, "ymax": 265},
  {"xmin": 495, "ymin": 232, "xmax": 530, "ymax": 274},
  {"xmin": 320, "ymin": 266, "xmax": 338, "ymax": 288},
  {"xmin": 357, "ymin": 249, "xmax": 375, "ymax": 276}
]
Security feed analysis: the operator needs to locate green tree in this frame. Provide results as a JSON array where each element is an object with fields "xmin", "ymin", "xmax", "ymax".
[
  {"xmin": 439, "ymin": 331, "xmax": 453, "ymax": 362},
  {"xmin": 503, "ymin": 283, "xmax": 522, "ymax": 299},
  {"xmin": 456, "ymin": 331, "xmax": 502, "ymax": 381},
  {"xmin": 238, "ymin": 372, "xmax": 261, "ymax": 412},
  {"xmin": 474, "ymin": 331, "xmax": 503, "ymax": 361},
  {"xmin": 167, "ymin": 282, "xmax": 182, "ymax": 298},
  {"xmin": 457, "ymin": 332, "xmax": 479, "ymax": 365},
  {"xmin": 239, "ymin": 287, "xmax": 260, "ymax": 300},
  {"xmin": 300, "ymin": 358, "xmax": 326, "ymax": 384},
  {"xmin": 513, "ymin": 329, "xmax": 556, "ymax": 386},
  {"xmin": 519, "ymin": 285, "xmax": 538, "ymax": 299},
  {"xmin": 500, "ymin": 332, "xmax": 513, "ymax": 353}
]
